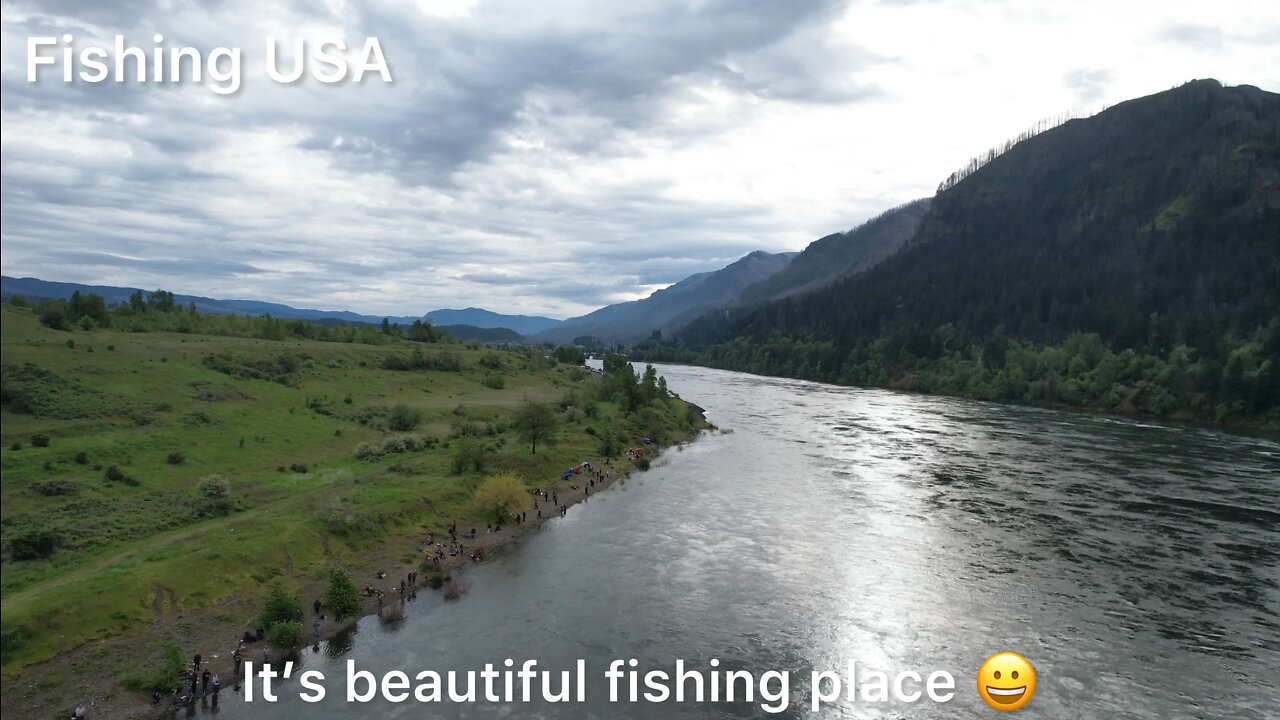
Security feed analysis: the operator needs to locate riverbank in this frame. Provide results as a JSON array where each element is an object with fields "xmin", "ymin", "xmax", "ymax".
[
  {"xmin": 0, "ymin": 430, "xmax": 701, "ymax": 720},
  {"xmin": 0, "ymin": 309, "xmax": 707, "ymax": 719}
]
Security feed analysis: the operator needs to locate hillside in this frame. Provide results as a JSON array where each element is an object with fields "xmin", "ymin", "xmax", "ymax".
[
  {"xmin": 658, "ymin": 80, "xmax": 1280, "ymax": 425},
  {"xmin": 736, "ymin": 198, "xmax": 932, "ymax": 305},
  {"xmin": 425, "ymin": 308, "xmax": 560, "ymax": 335},
  {"xmin": 439, "ymin": 324, "xmax": 525, "ymax": 343},
  {"xmin": 0, "ymin": 300, "xmax": 703, "ymax": 698},
  {"xmin": 538, "ymin": 251, "xmax": 796, "ymax": 344}
]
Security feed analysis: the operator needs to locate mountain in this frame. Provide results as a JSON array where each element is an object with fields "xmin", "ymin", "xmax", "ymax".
[
  {"xmin": 0, "ymin": 276, "xmax": 558, "ymax": 334},
  {"xmin": 537, "ymin": 250, "xmax": 796, "ymax": 344},
  {"xmin": 438, "ymin": 324, "xmax": 525, "ymax": 343},
  {"xmin": 424, "ymin": 308, "xmax": 560, "ymax": 335},
  {"xmin": 736, "ymin": 198, "xmax": 932, "ymax": 305},
  {"xmin": 660, "ymin": 80, "xmax": 1280, "ymax": 424}
]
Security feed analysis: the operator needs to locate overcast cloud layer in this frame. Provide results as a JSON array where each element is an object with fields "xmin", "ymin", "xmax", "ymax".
[{"xmin": 2, "ymin": 0, "xmax": 1277, "ymax": 317}]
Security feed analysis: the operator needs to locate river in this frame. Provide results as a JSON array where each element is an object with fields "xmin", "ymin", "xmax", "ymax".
[{"xmin": 198, "ymin": 363, "xmax": 1279, "ymax": 719}]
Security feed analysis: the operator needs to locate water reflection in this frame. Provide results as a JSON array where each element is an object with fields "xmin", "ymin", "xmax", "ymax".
[{"xmin": 203, "ymin": 364, "xmax": 1279, "ymax": 719}]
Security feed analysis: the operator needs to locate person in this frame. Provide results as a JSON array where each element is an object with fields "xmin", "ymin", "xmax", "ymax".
[
  {"xmin": 313, "ymin": 598, "xmax": 322, "ymax": 615},
  {"xmin": 313, "ymin": 619, "xmax": 321, "ymax": 639},
  {"xmin": 151, "ymin": 691, "xmax": 161, "ymax": 705},
  {"xmin": 202, "ymin": 668, "xmax": 211, "ymax": 693},
  {"xmin": 73, "ymin": 704, "xmax": 86, "ymax": 718},
  {"xmin": 212, "ymin": 673, "xmax": 221, "ymax": 695},
  {"xmin": 193, "ymin": 653, "xmax": 202, "ymax": 671},
  {"xmin": 262, "ymin": 646, "xmax": 269, "ymax": 664}
]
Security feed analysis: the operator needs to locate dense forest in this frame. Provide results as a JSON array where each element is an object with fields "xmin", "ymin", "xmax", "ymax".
[{"xmin": 640, "ymin": 80, "xmax": 1280, "ymax": 425}]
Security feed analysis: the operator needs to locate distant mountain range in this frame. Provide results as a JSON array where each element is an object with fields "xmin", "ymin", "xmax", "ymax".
[
  {"xmin": 736, "ymin": 198, "xmax": 931, "ymax": 305},
  {"xmin": 437, "ymin": 324, "xmax": 525, "ymax": 343},
  {"xmin": 2, "ymin": 195, "xmax": 943, "ymax": 345},
  {"xmin": 0, "ymin": 276, "xmax": 560, "ymax": 338},
  {"xmin": 424, "ymin": 308, "xmax": 560, "ymax": 336},
  {"xmin": 535, "ymin": 250, "xmax": 797, "ymax": 344}
]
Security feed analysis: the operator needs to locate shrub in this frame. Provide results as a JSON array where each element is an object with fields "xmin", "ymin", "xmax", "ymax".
[
  {"xmin": 472, "ymin": 472, "xmax": 527, "ymax": 522},
  {"xmin": 39, "ymin": 306, "xmax": 70, "ymax": 330},
  {"xmin": 636, "ymin": 457, "xmax": 651, "ymax": 471},
  {"xmin": 30, "ymin": 480, "xmax": 78, "ymax": 496},
  {"xmin": 387, "ymin": 403, "xmax": 421, "ymax": 432},
  {"xmin": 74, "ymin": 451, "xmax": 88, "ymax": 464},
  {"xmin": 30, "ymin": 433, "xmax": 50, "ymax": 448},
  {"xmin": 289, "ymin": 463, "xmax": 308, "ymax": 474},
  {"xmin": 65, "ymin": 339, "xmax": 76, "ymax": 349},
  {"xmin": 267, "ymin": 620, "xmax": 302, "ymax": 649},
  {"xmin": 482, "ymin": 374, "xmax": 506, "ymax": 389},
  {"xmin": 354, "ymin": 443, "xmax": 382, "ymax": 461},
  {"xmin": 9, "ymin": 530, "xmax": 63, "ymax": 560},
  {"xmin": 166, "ymin": 451, "xmax": 186, "ymax": 465},
  {"xmin": 197, "ymin": 475, "xmax": 232, "ymax": 515},
  {"xmin": 104, "ymin": 465, "xmax": 139, "ymax": 486},
  {"xmin": 9, "ymin": 442, "xmax": 20, "ymax": 451}
]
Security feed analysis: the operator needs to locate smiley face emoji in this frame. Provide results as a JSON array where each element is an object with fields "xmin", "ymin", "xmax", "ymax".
[{"xmin": 976, "ymin": 652, "xmax": 1036, "ymax": 711}]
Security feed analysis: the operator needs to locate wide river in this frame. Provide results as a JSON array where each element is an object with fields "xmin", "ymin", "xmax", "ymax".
[{"xmin": 205, "ymin": 363, "xmax": 1278, "ymax": 719}]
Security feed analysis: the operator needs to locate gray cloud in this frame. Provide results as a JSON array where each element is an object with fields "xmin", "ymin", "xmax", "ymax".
[{"xmin": 2, "ymin": 0, "xmax": 1270, "ymax": 317}]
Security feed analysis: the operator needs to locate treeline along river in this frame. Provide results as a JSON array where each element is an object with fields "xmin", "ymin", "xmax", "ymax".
[{"xmin": 200, "ymin": 363, "xmax": 1279, "ymax": 719}]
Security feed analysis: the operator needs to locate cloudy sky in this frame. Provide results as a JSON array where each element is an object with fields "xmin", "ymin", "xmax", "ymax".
[{"xmin": 2, "ymin": 0, "xmax": 1276, "ymax": 318}]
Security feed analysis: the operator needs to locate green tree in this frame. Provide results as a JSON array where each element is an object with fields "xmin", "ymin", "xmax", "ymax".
[
  {"xmin": 512, "ymin": 401, "xmax": 557, "ymax": 453},
  {"xmin": 324, "ymin": 567, "xmax": 361, "ymax": 621},
  {"xmin": 258, "ymin": 582, "xmax": 302, "ymax": 629}
]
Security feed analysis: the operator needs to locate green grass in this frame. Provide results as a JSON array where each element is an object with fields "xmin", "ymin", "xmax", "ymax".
[{"xmin": 0, "ymin": 306, "xmax": 697, "ymax": 672}]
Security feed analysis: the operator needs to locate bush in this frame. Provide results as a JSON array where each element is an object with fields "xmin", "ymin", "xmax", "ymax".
[
  {"xmin": 104, "ymin": 465, "xmax": 139, "ymax": 486},
  {"xmin": 74, "ymin": 451, "xmax": 88, "ymax": 464},
  {"xmin": 289, "ymin": 463, "xmax": 308, "ymax": 474},
  {"xmin": 197, "ymin": 475, "xmax": 232, "ymax": 515},
  {"xmin": 472, "ymin": 472, "xmax": 527, "ymax": 522},
  {"xmin": 636, "ymin": 457, "xmax": 651, "ymax": 471},
  {"xmin": 30, "ymin": 433, "xmax": 50, "ymax": 448},
  {"xmin": 30, "ymin": 480, "xmax": 78, "ymax": 496},
  {"xmin": 9, "ymin": 442, "xmax": 20, "ymax": 451},
  {"xmin": 267, "ymin": 620, "xmax": 303, "ymax": 649},
  {"xmin": 39, "ymin": 306, "xmax": 70, "ymax": 330},
  {"xmin": 8, "ymin": 530, "xmax": 62, "ymax": 560},
  {"xmin": 354, "ymin": 443, "xmax": 382, "ymax": 461},
  {"xmin": 482, "ymin": 374, "xmax": 506, "ymax": 389},
  {"xmin": 166, "ymin": 451, "xmax": 186, "ymax": 465},
  {"xmin": 387, "ymin": 403, "xmax": 421, "ymax": 432}
]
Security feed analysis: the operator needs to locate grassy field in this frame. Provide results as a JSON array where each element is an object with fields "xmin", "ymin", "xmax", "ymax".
[{"xmin": 0, "ymin": 304, "xmax": 699, "ymax": 678}]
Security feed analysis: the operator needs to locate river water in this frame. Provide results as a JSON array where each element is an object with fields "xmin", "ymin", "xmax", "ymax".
[{"xmin": 203, "ymin": 363, "xmax": 1279, "ymax": 719}]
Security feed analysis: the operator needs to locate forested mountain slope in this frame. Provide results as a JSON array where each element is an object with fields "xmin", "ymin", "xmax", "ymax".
[
  {"xmin": 736, "ymin": 198, "xmax": 932, "ymax": 305},
  {"xmin": 653, "ymin": 80, "xmax": 1280, "ymax": 424}
]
